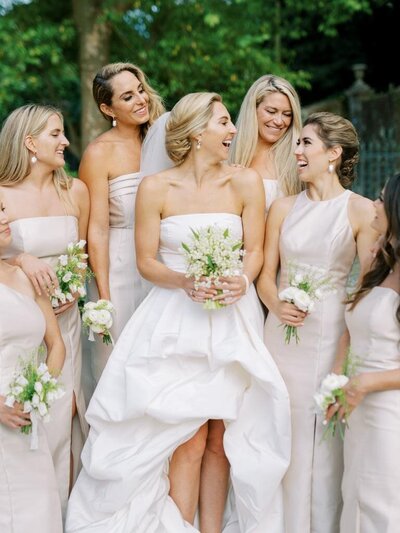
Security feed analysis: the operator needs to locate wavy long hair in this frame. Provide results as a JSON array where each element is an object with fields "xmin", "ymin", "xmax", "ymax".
[
  {"xmin": 229, "ymin": 74, "xmax": 302, "ymax": 196},
  {"xmin": 0, "ymin": 104, "xmax": 72, "ymax": 199},
  {"xmin": 348, "ymin": 173, "xmax": 400, "ymax": 322},
  {"xmin": 92, "ymin": 62, "xmax": 165, "ymax": 140}
]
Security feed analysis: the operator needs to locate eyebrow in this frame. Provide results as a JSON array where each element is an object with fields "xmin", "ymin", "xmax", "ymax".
[
  {"xmin": 302, "ymin": 136, "xmax": 313, "ymax": 142},
  {"xmin": 119, "ymin": 84, "xmax": 143, "ymax": 98},
  {"xmin": 264, "ymin": 105, "xmax": 292, "ymax": 112},
  {"xmin": 50, "ymin": 128, "xmax": 62, "ymax": 133},
  {"xmin": 218, "ymin": 114, "xmax": 230, "ymax": 121}
]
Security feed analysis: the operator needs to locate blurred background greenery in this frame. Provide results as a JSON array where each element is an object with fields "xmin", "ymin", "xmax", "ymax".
[{"xmin": 0, "ymin": 0, "xmax": 399, "ymax": 184}]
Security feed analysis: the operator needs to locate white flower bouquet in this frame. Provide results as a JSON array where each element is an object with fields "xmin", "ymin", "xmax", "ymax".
[
  {"xmin": 278, "ymin": 260, "xmax": 337, "ymax": 344},
  {"xmin": 81, "ymin": 299, "xmax": 115, "ymax": 345},
  {"xmin": 181, "ymin": 225, "xmax": 244, "ymax": 310},
  {"xmin": 314, "ymin": 349, "xmax": 358, "ymax": 440},
  {"xmin": 51, "ymin": 240, "xmax": 91, "ymax": 308},
  {"xmin": 5, "ymin": 355, "xmax": 64, "ymax": 450}
]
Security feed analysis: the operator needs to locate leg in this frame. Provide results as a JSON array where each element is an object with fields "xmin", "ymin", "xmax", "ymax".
[
  {"xmin": 199, "ymin": 419, "xmax": 230, "ymax": 533},
  {"xmin": 169, "ymin": 422, "xmax": 208, "ymax": 524}
]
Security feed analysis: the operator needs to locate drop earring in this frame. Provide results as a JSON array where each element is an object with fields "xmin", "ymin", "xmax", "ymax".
[
  {"xmin": 112, "ymin": 117, "xmax": 117, "ymax": 127},
  {"xmin": 196, "ymin": 139, "xmax": 201, "ymax": 150},
  {"xmin": 31, "ymin": 154, "xmax": 37, "ymax": 164},
  {"xmin": 328, "ymin": 161, "xmax": 334, "ymax": 173}
]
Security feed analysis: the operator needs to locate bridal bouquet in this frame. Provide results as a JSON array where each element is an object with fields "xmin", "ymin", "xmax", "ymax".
[
  {"xmin": 51, "ymin": 240, "xmax": 91, "ymax": 308},
  {"xmin": 81, "ymin": 299, "xmax": 115, "ymax": 345},
  {"xmin": 278, "ymin": 260, "xmax": 337, "ymax": 344},
  {"xmin": 5, "ymin": 354, "xmax": 64, "ymax": 450},
  {"xmin": 181, "ymin": 225, "xmax": 244, "ymax": 310},
  {"xmin": 314, "ymin": 350, "xmax": 358, "ymax": 440}
]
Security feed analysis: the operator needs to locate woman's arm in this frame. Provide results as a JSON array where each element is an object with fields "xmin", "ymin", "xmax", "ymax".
[
  {"xmin": 256, "ymin": 196, "xmax": 306, "ymax": 326},
  {"xmin": 79, "ymin": 144, "xmax": 112, "ymax": 300},
  {"xmin": 349, "ymin": 195, "xmax": 379, "ymax": 276}
]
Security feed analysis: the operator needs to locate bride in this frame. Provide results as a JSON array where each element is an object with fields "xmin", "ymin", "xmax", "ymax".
[{"xmin": 66, "ymin": 92, "xmax": 290, "ymax": 533}]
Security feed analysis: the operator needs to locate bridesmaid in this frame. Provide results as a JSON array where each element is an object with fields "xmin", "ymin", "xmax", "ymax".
[
  {"xmin": 328, "ymin": 173, "xmax": 400, "ymax": 533},
  {"xmin": 257, "ymin": 112, "xmax": 378, "ymax": 533},
  {"xmin": 0, "ymin": 104, "xmax": 90, "ymax": 514},
  {"xmin": 229, "ymin": 74, "xmax": 302, "ymax": 212},
  {"xmin": 0, "ymin": 194, "xmax": 64, "ymax": 532},
  {"xmin": 80, "ymin": 62, "xmax": 165, "ymax": 393}
]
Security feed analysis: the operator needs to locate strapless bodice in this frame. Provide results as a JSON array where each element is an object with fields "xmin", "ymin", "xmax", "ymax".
[
  {"xmin": 345, "ymin": 287, "xmax": 400, "ymax": 372},
  {"xmin": 263, "ymin": 179, "xmax": 282, "ymax": 212},
  {"xmin": 0, "ymin": 284, "xmax": 45, "ymax": 393},
  {"xmin": 109, "ymin": 173, "xmax": 141, "ymax": 229},
  {"xmin": 159, "ymin": 213, "xmax": 243, "ymax": 273},
  {"xmin": 0, "ymin": 215, "xmax": 78, "ymax": 269}
]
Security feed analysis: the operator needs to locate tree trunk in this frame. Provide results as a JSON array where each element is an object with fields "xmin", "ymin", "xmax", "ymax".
[{"xmin": 73, "ymin": 0, "xmax": 111, "ymax": 154}]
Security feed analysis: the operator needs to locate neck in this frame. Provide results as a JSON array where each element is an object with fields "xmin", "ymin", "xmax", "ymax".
[
  {"xmin": 113, "ymin": 122, "xmax": 142, "ymax": 142},
  {"xmin": 251, "ymin": 139, "xmax": 275, "ymax": 178},
  {"xmin": 306, "ymin": 174, "xmax": 344, "ymax": 201},
  {"xmin": 180, "ymin": 150, "xmax": 223, "ymax": 187},
  {"xmin": 24, "ymin": 167, "xmax": 55, "ymax": 190}
]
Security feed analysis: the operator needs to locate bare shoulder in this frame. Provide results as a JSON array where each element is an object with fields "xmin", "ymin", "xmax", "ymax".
[
  {"xmin": 81, "ymin": 132, "xmax": 115, "ymax": 162},
  {"xmin": 138, "ymin": 170, "xmax": 172, "ymax": 196},
  {"xmin": 348, "ymin": 192, "xmax": 375, "ymax": 218},
  {"xmin": 228, "ymin": 165, "xmax": 262, "ymax": 186},
  {"xmin": 69, "ymin": 177, "xmax": 89, "ymax": 202},
  {"xmin": 270, "ymin": 194, "xmax": 297, "ymax": 214}
]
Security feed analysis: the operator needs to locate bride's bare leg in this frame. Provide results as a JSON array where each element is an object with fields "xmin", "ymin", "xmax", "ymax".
[
  {"xmin": 169, "ymin": 422, "xmax": 208, "ymax": 524},
  {"xmin": 199, "ymin": 419, "xmax": 230, "ymax": 533}
]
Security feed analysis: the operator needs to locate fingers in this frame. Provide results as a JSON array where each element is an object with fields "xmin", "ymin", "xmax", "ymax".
[{"xmin": 53, "ymin": 301, "xmax": 75, "ymax": 315}]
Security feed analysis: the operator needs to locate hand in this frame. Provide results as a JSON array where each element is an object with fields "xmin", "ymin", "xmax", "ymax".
[
  {"xmin": 184, "ymin": 276, "xmax": 217, "ymax": 303},
  {"xmin": 325, "ymin": 373, "xmax": 369, "ymax": 422},
  {"xmin": 17, "ymin": 253, "xmax": 58, "ymax": 296},
  {"xmin": 211, "ymin": 275, "xmax": 247, "ymax": 306},
  {"xmin": 0, "ymin": 396, "xmax": 31, "ymax": 429},
  {"xmin": 53, "ymin": 300, "xmax": 77, "ymax": 315},
  {"xmin": 275, "ymin": 300, "xmax": 307, "ymax": 327}
]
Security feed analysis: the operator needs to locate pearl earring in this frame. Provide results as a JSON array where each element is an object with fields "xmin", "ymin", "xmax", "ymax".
[
  {"xmin": 31, "ymin": 154, "xmax": 37, "ymax": 164},
  {"xmin": 112, "ymin": 117, "xmax": 117, "ymax": 127},
  {"xmin": 196, "ymin": 139, "xmax": 201, "ymax": 150},
  {"xmin": 328, "ymin": 162, "xmax": 334, "ymax": 173}
]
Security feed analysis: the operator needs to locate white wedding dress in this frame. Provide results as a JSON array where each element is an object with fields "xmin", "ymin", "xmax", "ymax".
[{"xmin": 66, "ymin": 213, "xmax": 291, "ymax": 533}]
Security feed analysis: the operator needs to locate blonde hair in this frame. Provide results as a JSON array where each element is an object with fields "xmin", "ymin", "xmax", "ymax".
[
  {"xmin": 304, "ymin": 112, "xmax": 359, "ymax": 188},
  {"xmin": 165, "ymin": 92, "xmax": 222, "ymax": 164},
  {"xmin": 93, "ymin": 62, "xmax": 165, "ymax": 139},
  {"xmin": 0, "ymin": 104, "xmax": 72, "ymax": 199},
  {"xmin": 229, "ymin": 75, "xmax": 302, "ymax": 196}
]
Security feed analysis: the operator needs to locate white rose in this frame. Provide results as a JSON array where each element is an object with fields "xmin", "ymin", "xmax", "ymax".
[
  {"xmin": 294, "ymin": 273, "xmax": 304, "ymax": 285},
  {"xmin": 66, "ymin": 292, "xmax": 74, "ymax": 302},
  {"xmin": 83, "ymin": 301, "xmax": 97, "ymax": 311},
  {"xmin": 23, "ymin": 400, "xmax": 32, "ymax": 413},
  {"xmin": 16, "ymin": 375, "xmax": 29, "ymax": 387},
  {"xmin": 278, "ymin": 287, "xmax": 299, "ymax": 302},
  {"xmin": 31, "ymin": 393, "xmax": 40, "ymax": 407},
  {"xmin": 37, "ymin": 363, "xmax": 48, "ymax": 376},
  {"xmin": 292, "ymin": 289, "xmax": 313, "ymax": 312},
  {"xmin": 59, "ymin": 254, "xmax": 68, "ymax": 266},
  {"xmin": 77, "ymin": 286, "xmax": 86, "ymax": 297},
  {"xmin": 34, "ymin": 382, "xmax": 43, "ymax": 394},
  {"xmin": 40, "ymin": 371, "xmax": 51, "ymax": 383},
  {"xmin": 5, "ymin": 395, "xmax": 15, "ymax": 407},
  {"xmin": 320, "ymin": 373, "xmax": 349, "ymax": 394},
  {"xmin": 38, "ymin": 402, "xmax": 48, "ymax": 417},
  {"xmin": 90, "ymin": 324, "xmax": 106, "ymax": 334},
  {"xmin": 77, "ymin": 239, "xmax": 86, "ymax": 249},
  {"xmin": 96, "ymin": 310, "xmax": 112, "ymax": 325},
  {"xmin": 62, "ymin": 272, "xmax": 72, "ymax": 283}
]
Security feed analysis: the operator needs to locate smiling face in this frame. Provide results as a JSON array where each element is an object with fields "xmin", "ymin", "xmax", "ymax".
[
  {"xmin": 199, "ymin": 101, "xmax": 237, "ymax": 161},
  {"xmin": 371, "ymin": 189, "xmax": 389, "ymax": 235},
  {"xmin": 256, "ymin": 92, "xmax": 293, "ymax": 147},
  {"xmin": 294, "ymin": 124, "xmax": 336, "ymax": 183},
  {"xmin": 0, "ymin": 197, "xmax": 11, "ymax": 249},
  {"xmin": 102, "ymin": 70, "xmax": 150, "ymax": 126},
  {"xmin": 27, "ymin": 113, "xmax": 69, "ymax": 170}
]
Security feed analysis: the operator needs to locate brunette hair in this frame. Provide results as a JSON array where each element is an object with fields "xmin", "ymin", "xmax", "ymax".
[{"xmin": 348, "ymin": 173, "xmax": 400, "ymax": 322}]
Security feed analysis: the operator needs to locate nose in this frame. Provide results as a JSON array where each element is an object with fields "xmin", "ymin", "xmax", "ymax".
[
  {"xmin": 273, "ymin": 113, "xmax": 284, "ymax": 125},
  {"xmin": 61, "ymin": 134, "xmax": 70, "ymax": 147},
  {"xmin": 136, "ymin": 92, "xmax": 147, "ymax": 105},
  {"xmin": 230, "ymin": 122, "xmax": 237, "ymax": 135},
  {"xmin": 294, "ymin": 143, "xmax": 302, "ymax": 155}
]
